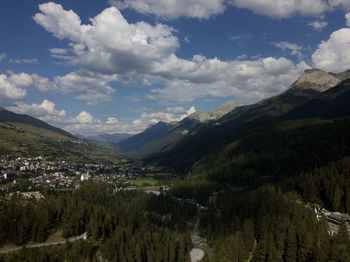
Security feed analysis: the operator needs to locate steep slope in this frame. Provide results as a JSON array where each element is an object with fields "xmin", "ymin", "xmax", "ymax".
[
  {"xmin": 117, "ymin": 121, "xmax": 174, "ymax": 154},
  {"xmin": 133, "ymin": 117, "xmax": 202, "ymax": 157},
  {"xmin": 284, "ymin": 78, "xmax": 350, "ymax": 119},
  {"xmin": 194, "ymin": 117, "xmax": 350, "ymax": 187},
  {"xmin": 145, "ymin": 69, "xmax": 350, "ymax": 172},
  {"xmin": 0, "ymin": 108, "xmax": 75, "ymax": 139},
  {"xmin": 0, "ymin": 109, "xmax": 126, "ymax": 163},
  {"xmin": 173, "ymin": 75, "xmax": 350, "ymax": 187}
]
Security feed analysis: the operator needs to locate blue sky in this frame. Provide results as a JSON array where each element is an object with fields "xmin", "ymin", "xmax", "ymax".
[{"xmin": 1, "ymin": 0, "xmax": 350, "ymax": 135}]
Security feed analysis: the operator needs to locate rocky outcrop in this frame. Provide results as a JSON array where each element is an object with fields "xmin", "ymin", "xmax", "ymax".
[{"xmin": 292, "ymin": 68, "xmax": 341, "ymax": 92}]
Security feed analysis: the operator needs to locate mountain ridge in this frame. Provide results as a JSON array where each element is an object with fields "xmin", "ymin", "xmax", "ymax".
[
  {"xmin": 117, "ymin": 121, "xmax": 174, "ymax": 154},
  {"xmin": 0, "ymin": 107, "xmax": 75, "ymax": 139},
  {"xmin": 116, "ymin": 101, "xmax": 238, "ymax": 157},
  {"xmin": 143, "ymin": 68, "xmax": 350, "ymax": 172},
  {"xmin": 0, "ymin": 108, "xmax": 126, "ymax": 163}
]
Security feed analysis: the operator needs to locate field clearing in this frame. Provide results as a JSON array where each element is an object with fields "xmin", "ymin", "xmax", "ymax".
[
  {"xmin": 45, "ymin": 230, "xmax": 64, "ymax": 244},
  {"xmin": 130, "ymin": 177, "xmax": 161, "ymax": 187}
]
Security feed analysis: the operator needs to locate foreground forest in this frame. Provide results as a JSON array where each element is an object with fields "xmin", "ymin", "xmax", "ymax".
[
  {"xmin": 1, "ymin": 182, "xmax": 350, "ymax": 261},
  {"xmin": 2, "ymin": 120, "xmax": 350, "ymax": 261},
  {"xmin": 0, "ymin": 184, "xmax": 195, "ymax": 261}
]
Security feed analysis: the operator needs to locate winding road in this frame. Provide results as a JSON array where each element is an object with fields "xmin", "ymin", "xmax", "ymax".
[{"xmin": 0, "ymin": 232, "xmax": 87, "ymax": 254}]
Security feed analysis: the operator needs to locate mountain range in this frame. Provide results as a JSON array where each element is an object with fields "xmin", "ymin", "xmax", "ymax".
[
  {"xmin": 77, "ymin": 133, "xmax": 131, "ymax": 145},
  {"xmin": 139, "ymin": 68, "xmax": 350, "ymax": 172},
  {"xmin": 1, "ymin": 68, "xmax": 350, "ymax": 169},
  {"xmin": 115, "ymin": 101, "xmax": 237, "ymax": 157}
]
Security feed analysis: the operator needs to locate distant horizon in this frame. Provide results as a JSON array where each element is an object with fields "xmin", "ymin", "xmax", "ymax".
[
  {"xmin": 1, "ymin": 0, "xmax": 350, "ymax": 135},
  {"xmin": 3, "ymin": 66, "xmax": 350, "ymax": 137}
]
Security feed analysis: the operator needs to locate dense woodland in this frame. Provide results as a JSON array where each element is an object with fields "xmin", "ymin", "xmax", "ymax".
[
  {"xmin": 282, "ymin": 157, "xmax": 350, "ymax": 213},
  {"xmin": 201, "ymin": 187, "xmax": 350, "ymax": 262},
  {"xmin": 195, "ymin": 119, "xmax": 350, "ymax": 187},
  {"xmin": 0, "ymin": 184, "xmax": 194, "ymax": 261},
  {"xmin": 2, "ymin": 184, "xmax": 350, "ymax": 261}
]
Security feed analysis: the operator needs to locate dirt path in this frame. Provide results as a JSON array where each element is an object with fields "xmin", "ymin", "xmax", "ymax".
[
  {"xmin": 247, "ymin": 240, "xmax": 257, "ymax": 262},
  {"xmin": 190, "ymin": 217, "xmax": 213, "ymax": 261},
  {"xmin": 0, "ymin": 232, "xmax": 87, "ymax": 254}
]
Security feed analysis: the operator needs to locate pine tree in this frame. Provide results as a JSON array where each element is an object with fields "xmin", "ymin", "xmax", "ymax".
[{"xmin": 284, "ymin": 227, "xmax": 297, "ymax": 262}]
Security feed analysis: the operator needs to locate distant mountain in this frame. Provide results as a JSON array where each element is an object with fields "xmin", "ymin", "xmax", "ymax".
[
  {"xmin": 117, "ymin": 102, "xmax": 237, "ymax": 157},
  {"xmin": 0, "ymin": 108, "xmax": 126, "ymax": 163},
  {"xmin": 78, "ymin": 133, "xmax": 131, "ymax": 144},
  {"xmin": 130, "ymin": 116, "xmax": 202, "ymax": 157},
  {"xmin": 117, "ymin": 121, "xmax": 174, "ymax": 154},
  {"xmin": 144, "ymin": 69, "xmax": 350, "ymax": 172}
]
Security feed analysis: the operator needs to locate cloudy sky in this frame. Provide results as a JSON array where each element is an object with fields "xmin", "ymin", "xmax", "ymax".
[{"xmin": 1, "ymin": 0, "xmax": 350, "ymax": 135}]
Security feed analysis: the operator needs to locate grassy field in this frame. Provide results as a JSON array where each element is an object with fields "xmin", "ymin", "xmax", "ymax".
[
  {"xmin": 45, "ymin": 231, "xmax": 64, "ymax": 243},
  {"xmin": 130, "ymin": 177, "xmax": 161, "ymax": 187}
]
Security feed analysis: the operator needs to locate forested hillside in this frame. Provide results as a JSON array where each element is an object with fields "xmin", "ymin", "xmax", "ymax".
[
  {"xmin": 194, "ymin": 118, "xmax": 350, "ymax": 187},
  {"xmin": 145, "ymin": 77, "xmax": 350, "ymax": 173}
]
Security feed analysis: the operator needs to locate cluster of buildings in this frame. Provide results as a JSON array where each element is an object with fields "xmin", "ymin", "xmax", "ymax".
[
  {"xmin": 28, "ymin": 172, "xmax": 76, "ymax": 189},
  {"xmin": 312, "ymin": 203, "xmax": 350, "ymax": 235},
  {"xmin": 7, "ymin": 191, "xmax": 44, "ymax": 200},
  {"xmin": 0, "ymin": 156, "xmax": 144, "ymax": 192}
]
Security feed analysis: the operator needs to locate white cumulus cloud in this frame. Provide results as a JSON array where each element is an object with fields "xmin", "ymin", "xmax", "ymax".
[
  {"xmin": 33, "ymin": 2, "xmax": 311, "ymax": 104},
  {"xmin": 0, "ymin": 72, "xmax": 50, "ymax": 105},
  {"xmin": 0, "ymin": 70, "xmax": 117, "ymax": 106},
  {"xmin": 149, "ymin": 57, "xmax": 308, "ymax": 102},
  {"xmin": 312, "ymin": 14, "xmax": 350, "ymax": 72},
  {"xmin": 76, "ymin": 111, "xmax": 95, "ymax": 123},
  {"xmin": 52, "ymin": 71, "xmax": 117, "ymax": 104},
  {"xmin": 346, "ymin": 13, "xmax": 350, "ymax": 27},
  {"xmin": 8, "ymin": 100, "xmax": 66, "ymax": 119},
  {"xmin": 34, "ymin": 3, "xmax": 179, "ymax": 76}
]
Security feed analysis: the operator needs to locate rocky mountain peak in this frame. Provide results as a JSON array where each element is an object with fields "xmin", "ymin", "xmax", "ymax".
[
  {"xmin": 187, "ymin": 111, "xmax": 216, "ymax": 122},
  {"xmin": 187, "ymin": 101, "xmax": 238, "ymax": 123},
  {"xmin": 292, "ymin": 68, "xmax": 341, "ymax": 92}
]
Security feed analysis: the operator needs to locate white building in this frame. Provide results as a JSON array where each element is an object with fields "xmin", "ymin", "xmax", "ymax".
[{"xmin": 80, "ymin": 172, "xmax": 90, "ymax": 181}]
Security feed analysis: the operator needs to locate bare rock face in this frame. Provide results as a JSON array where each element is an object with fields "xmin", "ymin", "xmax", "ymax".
[
  {"xmin": 187, "ymin": 101, "xmax": 239, "ymax": 123},
  {"xmin": 292, "ymin": 69, "xmax": 341, "ymax": 92}
]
